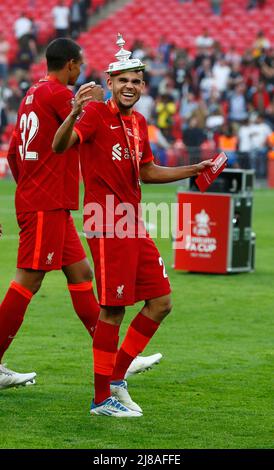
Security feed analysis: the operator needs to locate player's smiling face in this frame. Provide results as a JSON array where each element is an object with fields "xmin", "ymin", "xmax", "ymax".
[{"xmin": 108, "ymin": 71, "xmax": 145, "ymax": 114}]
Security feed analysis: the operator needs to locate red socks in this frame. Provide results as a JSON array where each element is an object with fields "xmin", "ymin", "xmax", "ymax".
[
  {"xmin": 92, "ymin": 319, "xmax": 120, "ymax": 404},
  {"xmin": 111, "ymin": 312, "xmax": 160, "ymax": 382},
  {"xmin": 68, "ymin": 281, "xmax": 100, "ymax": 338},
  {"xmin": 0, "ymin": 281, "xmax": 33, "ymax": 361}
]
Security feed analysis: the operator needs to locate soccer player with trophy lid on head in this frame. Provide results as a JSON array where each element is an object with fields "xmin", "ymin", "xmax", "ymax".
[
  {"xmin": 0, "ymin": 37, "xmax": 162, "ymax": 392},
  {"xmin": 53, "ymin": 34, "xmax": 214, "ymax": 417}
]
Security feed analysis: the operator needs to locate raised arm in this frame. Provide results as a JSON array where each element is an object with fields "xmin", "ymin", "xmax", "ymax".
[
  {"xmin": 52, "ymin": 82, "xmax": 104, "ymax": 153},
  {"xmin": 140, "ymin": 160, "xmax": 214, "ymax": 184}
]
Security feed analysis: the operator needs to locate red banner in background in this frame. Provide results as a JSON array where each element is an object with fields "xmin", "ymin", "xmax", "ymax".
[
  {"xmin": 0, "ymin": 151, "xmax": 10, "ymax": 179},
  {"xmin": 174, "ymin": 192, "xmax": 231, "ymax": 274}
]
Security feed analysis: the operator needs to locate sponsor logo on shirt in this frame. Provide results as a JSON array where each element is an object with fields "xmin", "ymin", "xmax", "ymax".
[
  {"xmin": 112, "ymin": 143, "xmax": 143, "ymax": 162},
  {"xmin": 112, "ymin": 143, "xmax": 122, "ymax": 161},
  {"xmin": 110, "ymin": 125, "xmax": 121, "ymax": 130}
]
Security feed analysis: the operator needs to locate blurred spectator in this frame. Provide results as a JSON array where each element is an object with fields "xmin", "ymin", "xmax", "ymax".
[
  {"xmin": 195, "ymin": 28, "xmax": 214, "ymax": 49},
  {"xmin": 210, "ymin": 0, "xmax": 222, "ymax": 15},
  {"xmin": 14, "ymin": 12, "xmax": 32, "ymax": 50},
  {"xmin": 246, "ymin": 0, "xmax": 257, "ymax": 8},
  {"xmin": 146, "ymin": 52, "xmax": 168, "ymax": 98},
  {"xmin": 158, "ymin": 36, "xmax": 172, "ymax": 66},
  {"xmin": 52, "ymin": 0, "xmax": 70, "ymax": 38},
  {"xmin": 242, "ymin": 56, "xmax": 260, "ymax": 90},
  {"xmin": 158, "ymin": 73, "xmax": 180, "ymax": 102},
  {"xmin": 173, "ymin": 56, "xmax": 191, "ymax": 93},
  {"xmin": 197, "ymin": 57, "xmax": 213, "ymax": 84},
  {"xmin": 237, "ymin": 119, "xmax": 253, "ymax": 168},
  {"xmin": 260, "ymin": 48, "xmax": 274, "ymax": 93},
  {"xmin": 264, "ymin": 96, "xmax": 274, "ymax": 129},
  {"xmin": 252, "ymin": 30, "xmax": 270, "ymax": 60},
  {"xmin": 0, "ymin": 79, "xmax": 9, "ymax": 135},
  {"xmin": 5, "ymin": 78, "xmax": 24, "ymax": 124},
  {"xmin": 70, "ymin": 0, "xmax": 83, "ymax": 39},
  {"xmin": 191, "ymin": 99, "xmax": 208, "ymax": 129},
  {"xmin": 247, "ymin": 0, "xmax": 266, "ymax": 9},
  {"xmin": 206, "ymin": 110, "xmax": 224, "ymax": 134},
  {"xmin": 155, "ymin": 93, "xmax": 176, "ymax": 141},
  {"xmin": 228, "ymin": 83, "xmax": 249, "ymax": 123},
  {"xmin": 16, "ymin": 36, "xmax": 37, "ymax": 71},
  {"xmin": 217, "ymin": 123, "xmax": 239, "ymax": 167},
  {"xmin": 267, "ymin": 131, "xmax": 274, "ymax": 162},
  {"xmin": 251, "ymin": 81, "xmax": 270, "ymax": 114},
  {"xmin": 134, "ymin": 85, "xmax": 155, "ymax": 122},
  {"xmin": 199, "ymin": 69, "xmax": 216, "ymax": 103},
  {"xmin": 131, "ymin": 40, "xmax": 146, "ymax": 61},
  {"xmin": 79, "ymin": 0, "xmax": 91, "ymax": 30},
  {"xmin": 228, "ymin": 62, "xmax": 244, "ymax": 91},
  {"xmin": 18, "ymin": 72, "xmax": 31, "ymax": 96},
  {"xmin": 212, "ymin": 56, "xmax": 231, "ymax": 97},
  {"xmin": 182, "ymin": 116, "xmax": 207, "ymax": 163},
  {"xmin": 148, "ymin": 121, "xmax": 170, "ymax": 166},
  {"xmin": 179, "ymin": 92, "xmax": 198, "ymax": 125},
  {"xmin": 248, "ymin": 112, "xmax": 272, "ymax": 177},
  {"xmin": 0, "ymin": 33, "xmax": 9, "ymax": 81},
  {"xmin": 225, "ymin": 45, "xmax": 241, "ymax": 67}
]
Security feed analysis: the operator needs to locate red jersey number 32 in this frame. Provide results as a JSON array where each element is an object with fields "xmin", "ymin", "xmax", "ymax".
[{"xmin": 19, "ymin": 111, "xmax": 39, "ymax": 161}]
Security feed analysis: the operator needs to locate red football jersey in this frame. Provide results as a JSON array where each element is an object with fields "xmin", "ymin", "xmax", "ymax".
[
  {"xmin": 75, "ymin": 101, "xmax": 154, "ymax": 232},
  {"xmin": 8, "ymin": 77, "xmax": 79, "ymax": 213}
]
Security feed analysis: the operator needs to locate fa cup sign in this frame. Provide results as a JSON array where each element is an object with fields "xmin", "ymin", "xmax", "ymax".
[{"xmin": 174, "ymin": 193, "xmax": 230, "ymax": 273}]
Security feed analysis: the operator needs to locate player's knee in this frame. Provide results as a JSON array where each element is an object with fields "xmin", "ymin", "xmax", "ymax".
[
  {"xmin": 15, "ymin": 269, "xmax": 44, "ymax": 295},
  {"xmin": 31, "ymin": 279, "xmax": 43, "ymax": 294},
  {"xmin": 145, "ymin": 296, "xmax": 172, "ymax": 322},
  {"xmin": 163, "ymin": 298, "xmax": 173, "ymax": 316},
  {"xmin": 159, "ymin": 298, "xmax": 172, "ymax": 318},
  {"xmin": 82, "ymin": 264, "xmax": 94, "ymax": 282}
]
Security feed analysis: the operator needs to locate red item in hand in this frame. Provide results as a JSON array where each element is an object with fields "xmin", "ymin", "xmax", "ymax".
[{"xmin": 195, "ymin": 152, "xmax": 228, "ymax": 192}]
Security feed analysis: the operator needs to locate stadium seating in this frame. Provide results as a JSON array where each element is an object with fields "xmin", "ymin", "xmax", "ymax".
[
  {"xmin": 1, "ymin": 0, "xmax": 109, "ymax": 64},
  {"xmin": 75, "ymin": 0, "xmax": 274, "ymax": 73}
]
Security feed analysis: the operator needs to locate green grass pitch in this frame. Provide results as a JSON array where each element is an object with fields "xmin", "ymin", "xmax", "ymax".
[{"xmin": 0, "ymin": 179, "xmax": 273, "ymax": 449}]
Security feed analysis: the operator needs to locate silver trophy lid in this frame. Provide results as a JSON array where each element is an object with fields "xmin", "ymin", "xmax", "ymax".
[{"xmin": 106, "ymin": 33, "xmax": 145, "ymax": 75}]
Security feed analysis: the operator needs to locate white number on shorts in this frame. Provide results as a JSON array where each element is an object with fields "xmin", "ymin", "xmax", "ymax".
[
  {"xmin": 19, "ymin": 111, "xmax": 39, "ymax": 161},
  {"xmin": 159, "ymin": 257, "xmax": 168, "ymax": 278}
]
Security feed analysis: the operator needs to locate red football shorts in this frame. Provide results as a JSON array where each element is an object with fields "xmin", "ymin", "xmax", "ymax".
[
  {"xmin": 16, "ymin": 210, "xmax": 86, "ymax": 271},
  {"xmin": 87, "ymin": 234, "xmax": 171, "ymax": 306}
]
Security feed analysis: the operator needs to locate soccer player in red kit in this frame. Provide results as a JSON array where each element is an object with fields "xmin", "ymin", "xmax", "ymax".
[
  {"xmin": 0, "ymin": 38, "xmax": 162, "ymax": 391},
  {"xmin": 0, "ymin": 38, "xmax": 102, "ymax": 388},
  {"xmin": 53, "ymin": 34, "xmax": 214, "ymax": 417}
]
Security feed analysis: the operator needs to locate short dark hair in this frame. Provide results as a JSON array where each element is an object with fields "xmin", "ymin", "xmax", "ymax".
[{"xmin": 46, "ymin": 38, "xmax": 82, "ymax": 71}]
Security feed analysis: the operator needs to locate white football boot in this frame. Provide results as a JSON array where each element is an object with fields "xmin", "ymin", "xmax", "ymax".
[
  {"xmin": 0, "ymin": 365, "xmax": 36, "ymax": 389},
  {"xmin": 125, "ymin": 353, "xmax": 163, "ymax": 379},
  {"xmin": 110, "ymin": 379, "xmax": 142, "ymax": 413},
  {"xmin": 90, "ymin": 396, "xmax": 142, "ymax": 417}
]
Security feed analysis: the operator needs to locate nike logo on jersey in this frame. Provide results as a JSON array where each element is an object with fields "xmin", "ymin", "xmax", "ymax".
[{"xmin": 110, "ymin": 125, "xmax": 121, "ymax": 130}]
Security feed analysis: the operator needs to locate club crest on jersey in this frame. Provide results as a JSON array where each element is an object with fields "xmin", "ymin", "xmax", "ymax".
[
  {"xmin": 116, "ymin": 285, "xmax": 124, "ymax": 298},
  {"xmin": 46, "ymin": 252, "xmax": 54, "ymax": 265}
]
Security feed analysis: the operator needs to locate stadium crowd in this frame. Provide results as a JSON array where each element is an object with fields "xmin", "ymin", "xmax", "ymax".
[{"xmin": 0, "ymin": 0, "xmax": 274, "ymax": 179}]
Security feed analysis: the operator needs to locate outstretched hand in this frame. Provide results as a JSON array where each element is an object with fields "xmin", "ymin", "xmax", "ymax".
[
  {"xmin": 195, "ymin": 159, "xmax": 215, "ymax": 175},
  {"xmin": 72, "ymin": 82, "xmax": 104, "ymax": 117}
]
